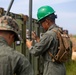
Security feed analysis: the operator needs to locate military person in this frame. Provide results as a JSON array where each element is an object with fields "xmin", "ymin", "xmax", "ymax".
[
  {"xmin": 0, "ymin": 16, "xmax": 34, "ymax": 75},
  {"xmin": 26, "ymin": 5, "xmax": 66, "ymax": 75}
]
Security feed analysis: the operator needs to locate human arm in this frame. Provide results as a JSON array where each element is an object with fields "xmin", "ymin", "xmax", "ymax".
[
  {"xmin": 26, "ymin": 32, "xmax": 53, "ymax": 56},
  {"xmin": 26, "ymin": 31, "xmax": 40, "ymax": 49}
]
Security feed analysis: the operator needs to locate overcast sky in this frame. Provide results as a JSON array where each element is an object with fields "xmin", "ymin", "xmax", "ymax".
[{"xmin": 0, "ymin": 0, "xmax": 76, "ymax": 35}]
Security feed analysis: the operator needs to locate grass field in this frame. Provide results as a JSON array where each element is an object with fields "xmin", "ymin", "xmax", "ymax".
[{"xmin": 65, "ymin": 60, "xmax": 76, "ymax": 75}]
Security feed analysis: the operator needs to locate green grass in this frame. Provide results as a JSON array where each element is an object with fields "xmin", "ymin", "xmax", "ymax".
[
  {"xmin": 65, "ymin": 60, "xmax": 76, "ymax": 75},
  {"xmin": 72, "ymin": 35, "xmax": 76, "ymax": 38}
]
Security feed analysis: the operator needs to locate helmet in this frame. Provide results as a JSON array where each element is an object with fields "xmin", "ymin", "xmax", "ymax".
[
  {"xmin": 0, "ymin": 16, "xmax": 21, "ymax": 41},
  {"xmin": 37, "ymin": 5, "xmax": 55, "ymax": 21}
]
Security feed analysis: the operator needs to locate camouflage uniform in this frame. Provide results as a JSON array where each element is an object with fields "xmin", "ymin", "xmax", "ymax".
[
  {"xmin": 29, "ymin": 24, "xmax": 66, "ymax": 75},
  {"xmin": 0, "ymin": 16, "xmax": 34, "ymax": 75}
]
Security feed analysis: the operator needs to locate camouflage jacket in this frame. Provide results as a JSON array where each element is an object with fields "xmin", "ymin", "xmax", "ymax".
[{"xmin": 0, "ymin": 37, "xmax": 34, "ymax": 75}]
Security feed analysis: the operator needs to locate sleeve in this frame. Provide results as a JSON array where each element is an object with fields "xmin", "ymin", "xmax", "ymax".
[
  {"xmin": 16, "ymin": 55, "xmax": 34, "ymax": 75},
  {"xmin": 29, "ymin": 32, "xmax": 53, "ymax": 56}
]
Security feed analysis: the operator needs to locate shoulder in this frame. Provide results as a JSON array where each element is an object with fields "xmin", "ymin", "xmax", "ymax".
[
  {"xmin": 3, "ymin": 45, "xmax": 28, "ymax": 62},
  {"xmin": 46, "ymin": 28, "xmax": 58, "ymax": 38}
]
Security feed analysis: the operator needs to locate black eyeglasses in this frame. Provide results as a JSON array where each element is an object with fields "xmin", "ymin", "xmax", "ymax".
[{"xmin": 38, "ymin": 19, "xmax": 45, "ymax": 24}]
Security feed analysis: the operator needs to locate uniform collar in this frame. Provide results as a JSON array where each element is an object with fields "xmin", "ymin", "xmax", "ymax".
[
  {"xmin": 48, "ymin": 24, "xmax": 58, "ymax": 31},
  {"xmin": 0, "ymin": 36, "xmax": 8, "ymax": 45}
]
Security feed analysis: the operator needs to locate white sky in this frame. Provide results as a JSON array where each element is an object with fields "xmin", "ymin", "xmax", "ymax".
[{"xmin": 0, "ymin": 0, "xmax": 76, "ymax": 35}]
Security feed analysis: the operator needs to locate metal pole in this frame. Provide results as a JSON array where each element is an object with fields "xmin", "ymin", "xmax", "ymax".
[
  {"xmin": 5, "ymin": 0, "xmax": 14, "ymax": 16},
  {"xmin": 29, "ymin": 0, "xmax": 32, "ymax": 40},
  {"xmin": 29, "ymin": 0, "xmax": 32, "ymax": 63}
]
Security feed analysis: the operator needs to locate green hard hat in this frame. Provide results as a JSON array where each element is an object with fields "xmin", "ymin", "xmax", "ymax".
[{"xmin": 37, "ymin": 5, "xmax": 55, "ymax": 21}]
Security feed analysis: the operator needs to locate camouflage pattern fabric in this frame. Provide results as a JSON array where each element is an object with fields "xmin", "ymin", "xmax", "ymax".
[{"xmin": 0, "ymin": 16, "xmax": 21, "ymax": 41}]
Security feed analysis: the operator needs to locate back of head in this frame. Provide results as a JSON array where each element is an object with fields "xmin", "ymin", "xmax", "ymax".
[{"xmin": 0, "ymin": 16, "xmax": 21, "ymax": 41}]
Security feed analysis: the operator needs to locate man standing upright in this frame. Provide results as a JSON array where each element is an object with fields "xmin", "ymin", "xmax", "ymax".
[{"xmin": 26, "ymin": 5, "xmax": 66, "ymax": 75}]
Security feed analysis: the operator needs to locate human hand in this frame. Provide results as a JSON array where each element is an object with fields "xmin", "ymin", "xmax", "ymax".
[
  {"xmin": 26, "ymin": 39, "xmax": 33, "ymax": 49},
  {"xmin": 32, "ymin": 31, "xmax": 37, "ymax": 40},
  {"xmin": 32, "ymin": 31, "xmax": 40, "ymax": 42}
]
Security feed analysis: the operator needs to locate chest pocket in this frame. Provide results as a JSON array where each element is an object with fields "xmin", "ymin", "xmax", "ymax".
[{"xmin": 0, "ymin": 55, "xmax": 12, "ymax": 75}]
